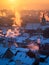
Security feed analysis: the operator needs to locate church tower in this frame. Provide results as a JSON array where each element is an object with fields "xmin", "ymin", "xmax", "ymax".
[{"xmin": 41, "ymin": 13, "xmax": 46, "ymax": 25}]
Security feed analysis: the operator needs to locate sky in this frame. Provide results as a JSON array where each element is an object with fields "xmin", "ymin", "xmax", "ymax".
[
  {"xmin": 0, "ymin": 0, "xmax": 49, "ymax": 10},
  {"xmin": 0, "ymin": 0, "xmax": 49, "ymax": 26}
]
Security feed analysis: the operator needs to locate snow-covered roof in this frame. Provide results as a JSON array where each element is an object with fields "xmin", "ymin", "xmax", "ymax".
[
  {"xmin": 0, "ymin": 45, "xmax": 49, "ymax": 65},
  {"xmin": 40, "ymin": 57, "xmax": 49, "ymax": 65},
  {"xmin": 39, "ymin": 54, "xmax": 46, "ymax": 58},
  {"xmin": 10, "ymin": 47, "xmax": 29, "ymax": 55},
  {"xmin": 41, "ymin": 25, "xmax": 49, "ymax": 30},
  {"xmin": 15, "ymin": 48, "xmax": 29, "ymax": 52},
  {"xmin": 0, "ymin": 58, "xmax": 9, "ymax": 65},
  {"xmin": 29, "ymin": 36, "xmax": 38, "ymax": 41},
  {"xmin": 25, "ymin": 23, "xmax": 41, "ymax": 30},
  {"xmin": 29, "ymin": 35, "xmax": 49, "ymax": 44},
  {"xmin": 40, "ymin": 38, "xmax": 49, "ymax": 44},
  {"xmin": 16, "ymin": 36, "xmax": 28, "ymax": 43},
  {"xmin": 8, "ymin": 62, "xmax": 15, "ymax": 65},
  {"xmin": 25, "ymin": 23, "xmax": 49, "ymax": 30},
  {"xmin": 0, "ymin": 46, "xmax": 8, "ymax": 56},
  {"xmin": 13, "ymin": 52, "xmax": 35, "ymax": 65},
  {"xmin": 22, "ymin": 33, "xmax": 30, "ymax": 38}
]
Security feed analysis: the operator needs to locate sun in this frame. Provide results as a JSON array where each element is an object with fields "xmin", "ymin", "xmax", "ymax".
[
  {"xmin": 9, "ymin": 0, "xmax": 15, "ymax": 2},
  {"xmin": 8, "ymin": 0, "xmax": 19, "ymax": 6},
  {"xmin": 8, "ymin": 0, "xmax": 19, "ymax": 3},
  {"xmin": 8, "ymin": 0, "xmax": 19, "ymax": 10},
  {"xmin": 8, "ymin": 0, "xmax": 16, "ymax": 4}
]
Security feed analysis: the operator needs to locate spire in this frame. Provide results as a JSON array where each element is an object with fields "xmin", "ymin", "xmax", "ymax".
[
  {"xmin": 41, "ymin": 13, "xmax": 46, "ymax": 25},
  {"xmin": 43, "ymin": 13, "xmax": 45, "ymax": 18}
]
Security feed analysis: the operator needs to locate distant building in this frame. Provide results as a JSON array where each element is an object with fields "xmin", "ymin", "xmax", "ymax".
[{"xmin": 41, "ymin": 14, "xmax": 46, "ymax": 25}]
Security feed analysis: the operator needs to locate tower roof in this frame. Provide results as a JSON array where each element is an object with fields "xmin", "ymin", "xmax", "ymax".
[{"xmin": 42, "ymin": 13, "xmax": 46, "ymax": 22}]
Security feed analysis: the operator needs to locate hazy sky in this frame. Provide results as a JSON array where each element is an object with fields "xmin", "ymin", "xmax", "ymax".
[{"xmin": 0, "ymin": 0, "xmax": 49, "ymax": 10}]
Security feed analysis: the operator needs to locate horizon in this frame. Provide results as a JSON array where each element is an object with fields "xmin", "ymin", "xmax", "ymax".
[{"xmin": 0, "ymin": 0, "xmax": 49, "ymax": 11}]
